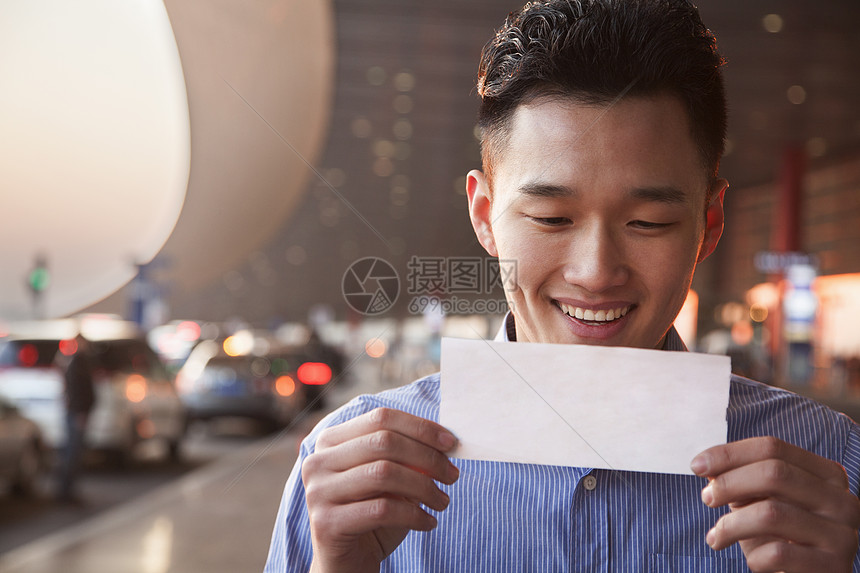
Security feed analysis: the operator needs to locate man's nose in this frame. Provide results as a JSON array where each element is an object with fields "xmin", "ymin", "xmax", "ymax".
[{"xmin": 561, "ymin": 224, "xmax": 629, "ymax": 293}]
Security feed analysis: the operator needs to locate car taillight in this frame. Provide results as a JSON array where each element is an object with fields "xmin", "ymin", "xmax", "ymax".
[
  {"xmin": 275, "ymin": 375, "xmax": 296, "ymax": 397},
  {"xmin": 297, "ymin": 362, "xmax": 331, "ymax": 386},
  {"xmin": 59, "ymin": 339, "xmax": 78, "ymax": 356},
  {"xmin": 125, "ymin": 374, "xmax": 147, "ymax": 403},
  {"xmin": 18, "ymin": 344, "xmax": 38, "ymax": 367}
]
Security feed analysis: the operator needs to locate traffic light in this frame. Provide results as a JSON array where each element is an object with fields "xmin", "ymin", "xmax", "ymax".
[
  {"xmin": 26, "ymin": 254, "xmax": 50, "ymax": 319},
  {"xmin": 28, "ymin": 264, "xmax": 50, "ymax": 293}
]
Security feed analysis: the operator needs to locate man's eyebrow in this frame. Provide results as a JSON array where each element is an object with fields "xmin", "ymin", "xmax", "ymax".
[
  {"xmin": 517, "ymin": 182, "xmax": 576, "ymax": 198},
  {"xmin": 629, "ymin": 186, "xmax": 689, "ymax": 205},
  {"xmin": 518, "ymin": 183, "xmax": 690, "ymax": 204}
]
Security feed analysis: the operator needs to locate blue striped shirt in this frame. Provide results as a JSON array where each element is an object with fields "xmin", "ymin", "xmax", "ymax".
[{"xmin": 265, "ymin": 323, "xmax": 860, "ymax": 571}]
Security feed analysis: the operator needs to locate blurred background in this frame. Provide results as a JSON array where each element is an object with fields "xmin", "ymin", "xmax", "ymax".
[{"xmin": 1, "ymin": 0, "xmax": 859, "ymax": 571}]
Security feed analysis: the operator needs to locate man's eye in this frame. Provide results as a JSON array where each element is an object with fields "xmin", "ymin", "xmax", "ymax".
[
  {"xmin": 630, "ymin": 220, "xmax": 672, "ymax": 230},
  {"xmin": 531, "ymin": 217, "xmax": 570, "ymax": 226}
]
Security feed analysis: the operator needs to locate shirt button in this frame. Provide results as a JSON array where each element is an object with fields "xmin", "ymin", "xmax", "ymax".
[{"xmin": 582, "ymin": 475, "xmax": 597, "ymax": 491}]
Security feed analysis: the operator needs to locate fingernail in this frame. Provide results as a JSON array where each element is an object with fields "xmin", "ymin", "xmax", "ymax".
[
  {"xmin": 706, "ymin": 527, "xmax": 716, "ymax": 548},
  {"xmin": 448, "ymin": 462, "xmax": 460, "ymax": 482},
  {"xmin": 690, "ymin": 454, "xmax": 709, "ymax": 476},
  {"xmin": 441, "ymin": 490, "xmax": 450, "ymax": 507},
  {"xmin": 438, "ymin": 431, "xmax": 456, "ymax": 450},
  {"xmin": 701, "ymin": 483, "xmax": 713, "ymax": 506}
]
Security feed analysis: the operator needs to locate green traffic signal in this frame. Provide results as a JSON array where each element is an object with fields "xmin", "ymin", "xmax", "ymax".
[{"xmin": 28, "ymin": 267, "xmax": 50, "ymax": 292}]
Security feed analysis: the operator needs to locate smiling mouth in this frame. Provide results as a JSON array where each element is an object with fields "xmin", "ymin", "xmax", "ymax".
[{"xmin": 557, "ymin": 302, "xmax": 632, "ymax": 324}]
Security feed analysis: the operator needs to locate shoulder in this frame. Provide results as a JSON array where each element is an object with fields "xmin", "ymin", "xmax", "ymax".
[
  {"xmin": 729, "ymin": 374, "xmax": 854, "ymax": 429},
  {"xmin": 728, "ymin": 374, "xmax": 860, "ymax": 469},
  {"xmin": 300, "ymin": 373, "xmax": 441, "ymax": 454}
]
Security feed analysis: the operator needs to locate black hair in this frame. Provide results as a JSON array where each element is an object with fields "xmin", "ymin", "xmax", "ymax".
[{"xmin": 477, "ymin": 0, "xmax": 727, "ymax": 183}]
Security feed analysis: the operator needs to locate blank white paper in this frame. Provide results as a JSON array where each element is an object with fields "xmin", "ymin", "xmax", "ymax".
[{"xmin": 439, "ymin": 337, "xmax": 731, "ymax": 475}]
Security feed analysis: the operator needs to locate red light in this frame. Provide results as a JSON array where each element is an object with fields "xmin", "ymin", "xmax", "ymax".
[
  {"xmin": 59, "ymin": 339, "xmax": 78, "ymax": 356},
  {"xmin": 297, "ymin": 362, "xmax": 331, "ymax": 385},
  {"xmin": 176, "ymin": 321, "xmax": 201, "ymax": 342},
  {"xmin": 18, "ymin": 344, "xmax": 38, "ymax": 367}
]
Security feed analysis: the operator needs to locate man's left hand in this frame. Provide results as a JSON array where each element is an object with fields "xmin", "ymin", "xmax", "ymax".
[{"xmin": 692, "ymin": 437, "xmax": 860, "ymax": 572}]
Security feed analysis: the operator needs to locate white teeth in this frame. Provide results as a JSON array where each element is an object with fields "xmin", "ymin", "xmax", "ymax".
[{"xmin": 560, "ymin": 303, "xmax": 631, "ymax": 323}]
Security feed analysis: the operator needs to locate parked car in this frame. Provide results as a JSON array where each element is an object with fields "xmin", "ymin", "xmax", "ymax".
[
  {"xmin": 0, "ymin": 317, "xmax": 186, "ymax": 465},
  {"xmin": 269, "ymin": 347, "xmax": 336, "ymax": 412},
  {"xmin": 0, "ymin": 395, "xmax": 44, "ymax": 496},
  {"xmin": 87, "ymin": 337, "xmax": 187, "ymax": 463},
  {"xmin": 0, "ymin": 336, "xmax": 67, "ymax": 448},
  {"xmin": 176, "ymin": 339, "xmax": 334, "ymax": 430}
]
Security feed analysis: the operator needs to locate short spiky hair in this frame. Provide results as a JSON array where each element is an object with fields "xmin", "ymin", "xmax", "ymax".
[{"xmin": 477, "ymin": 0, "xmax": 727, "ymax": 183}]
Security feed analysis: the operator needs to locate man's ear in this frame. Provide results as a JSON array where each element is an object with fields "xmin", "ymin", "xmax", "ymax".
[
  {"xmin": 466, "ymin": 169, "xmax": 498, "ymax": 257},
  {"xmin": 697, "ymin": 178, "xmax": 728, "ymax": 263}
]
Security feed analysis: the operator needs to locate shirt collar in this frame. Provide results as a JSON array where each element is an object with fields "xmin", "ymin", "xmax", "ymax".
[
  {"xmin": 493, "ymin": 311, "xmax": 688, "ymax": 351},
  {"xmin": 493, "ymin": 311, "xmax": 517, "ymax": 342}
]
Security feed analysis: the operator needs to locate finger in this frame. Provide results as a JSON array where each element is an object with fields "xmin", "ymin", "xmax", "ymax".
[
  {"xmin": 702, "ymin": 459, "xmax": 859, "ymax": 523},
  {"xmin": 742, "ymin": 538, "xmax": 848, "ymax": 573},
  {"xmin": 310, "ymin": 459, "xmax": 451, "ymax": 512},
  {"xmin": 317, "ymin": 407, "xmax": 457, "ymax": 453},
  {"xmin": 736, "ymin": 534, "xmax": 783, "ymax": 557},
  {"xmin": 306, "ymin": 429, "xmax": 460, "ymax": 485},
  {"xmin": 310, "ymin": 496, "xmax": 438, "ymax": 540},
  {"xmin": 692, "ymin": 437, "xmax": 849, "ymax": 487},
  {"xmin": 707, "ymin": 498, "xmax": 856, "ymax": 555}
]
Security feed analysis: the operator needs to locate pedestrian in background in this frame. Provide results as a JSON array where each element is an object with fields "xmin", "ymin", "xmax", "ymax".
[{"xmin": 56, "ymin": 333, "xmax": 95, "ymax": 503}]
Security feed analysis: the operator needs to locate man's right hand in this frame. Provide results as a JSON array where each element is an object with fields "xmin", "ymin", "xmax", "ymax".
[{"xmin": 302, "ymin": 407, "xmax": 460, "ymax": 573}]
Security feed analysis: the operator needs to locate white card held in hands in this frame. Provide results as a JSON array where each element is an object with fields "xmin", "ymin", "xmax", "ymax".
[{"xmin": 439, "ymin": 337, "xmax": 731, "ymax": 475}]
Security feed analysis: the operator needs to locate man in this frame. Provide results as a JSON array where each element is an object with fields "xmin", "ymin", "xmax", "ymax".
[
  {"xmin": 265, "ymin": 1, "xmax": 860, "ymax": 571},
  {"xmin": 57, "ymin": 333, "xmax": 95, "ymax": 502}
]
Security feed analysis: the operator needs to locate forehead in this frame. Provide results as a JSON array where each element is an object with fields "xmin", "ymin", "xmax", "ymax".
[{"xmin": 492, "ymin": 94, "xmax": 708, "ymax": 197}]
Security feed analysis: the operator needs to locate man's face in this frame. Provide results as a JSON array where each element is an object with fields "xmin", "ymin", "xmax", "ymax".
[{"xmin": 467, "ymin": 94, "xmax": 726, "ymax": 349}]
